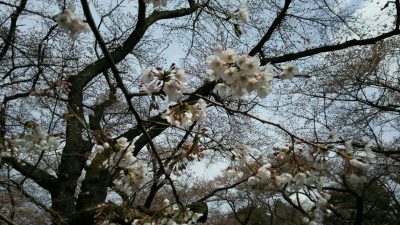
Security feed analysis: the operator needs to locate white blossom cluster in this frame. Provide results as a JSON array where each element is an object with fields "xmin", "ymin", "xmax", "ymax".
[
  {"xmin": 240, "ymin": 139, "xmax": 379, "ymax": 225},
  {"xmin": 141, "ymin": 65, "xmax": 186, "ymax": 102},
  {"xmin": 237, "ymin": 3, "xmax": 249, "ymax": 23},
  {"xmin": 55, "ymin": 8, "xmax": 89, "ymax": 38},
  {"xmin": 206, "ymin": 48, "xmax": 274, "ymax": 99},
  {"xmin": 246, "ymin": 164, "xmax": 315, "ymax": 190},
  {"xmin": 224, "ymin": 147, "xmax": 248, "ymax": 179},
  {"xmin": 132, "ymin": 199, "xmax": 203, "ymax": 225},
  {"xmin": 302, "ymin": 217, "xmax": 320, "ymax": 225},
  {"xmin": 144, "ymin": 0, "xmax": 168, "ymax": 7},
  {"xmin": 310, "ymin": 138, "xmax": 376, "ymax": 186},
  {"xmin": 105, "ymin": 137, "xmax": 147, "ymax": 196},
  {"xmin": 161, "ymin": 99, "xmax": 207, "ymax": 127},
  {"xmin": 248, "ymin": 165, "xmax": 331, "ymax": 225},
  {"xmin": 3, "ymin": 123, "xmax": 60, "ymax": 158},
  {"xmin": 344, "ymin": 141, "xmax": 376, "ymax": 185}
]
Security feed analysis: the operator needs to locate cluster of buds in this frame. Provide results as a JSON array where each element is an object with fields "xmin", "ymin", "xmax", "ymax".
[
  {"xmin": 141, "ymin": 64, "xmax": 186, "ymax": 102},
  {"xmin": 161, "ymin": 99, "xmax": 207, "ymax": 127},
  {"xmin": 206, "ymin": 48, "xmax": 274, "ymax": 99},
  {"xmin": 55, "ymin": 8, "xmax": 89, "ymax": 38},
  {"xmin": 171, "ymin": 134, "xmax": 207, "ymax": 176},
  {"xmin": 181, "ymin": 143, "xmax": 205, "ymax": 162}
]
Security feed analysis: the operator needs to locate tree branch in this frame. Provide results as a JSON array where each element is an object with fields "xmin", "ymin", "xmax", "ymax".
[
  {"xmin": 0, "ymin": 0, "xmax": 27, "ymax": 61},
  {"xmin": 248, "ymin": 0, "xmax": 292, "ymax": 56},
  {"xmin": 261, "ymin": 29, "xmax": 400, "ymax": 64},
  {"xmin": 2, "ymin": 156, "xmax": 57, "ymax": 192}
]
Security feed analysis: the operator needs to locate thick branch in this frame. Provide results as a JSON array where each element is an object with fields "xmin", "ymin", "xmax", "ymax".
[
  {"xmin": 262, "ymin": 29, "xmax": 400, "ymax": 64},
  {"xmin": 2, "ymin": 156, "xmax": 57, "ymax": 192},
  {"xmin": 75, "ymin": 1, "xmax": 200, "ymax": 89}
]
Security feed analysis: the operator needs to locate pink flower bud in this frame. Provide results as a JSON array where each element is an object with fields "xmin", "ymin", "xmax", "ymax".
[
  {"xmin": 96, "ymin": 145, "xmax": 104, "ymax": 153},
  {"xmin": 103, "ymin": 142, "xmax": 110, "ymax": 149}
]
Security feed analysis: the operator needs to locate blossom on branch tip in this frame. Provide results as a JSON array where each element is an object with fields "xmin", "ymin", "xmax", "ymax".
[
  {"xmin": 241, "ymin": 57, "xmax": 260, "ymax": 74},
  {"xmin": 192, "ymin": 99, "xmax": 207, "ymax": 122},
  {"xmin": 5, "ymin": 123, "xmax": 61, "ymax": 158},
  {"xmin": 221, "ymin": 48, "xmax": 236, "ymax": 63},
  {"xmin": 364, "ymin": 143, "xmax": 376, "ymax": 163},
  {"xmin": 181, "ymin": 111, "xmax": 193, "ymax": 127},
  {"xmin": 349, "ymin": 158, "xmax": 368, "ymax": 169},
  {"xmin": 206, "ymin": 48, "xmax": 275, "ymax": 99},
  {"xmin": 162, "ymin": 99, "xmax": 207, "ymax": 127},
  {"xmin": 302, "ymin": 217, "xmax": 310, "ymax": 224},
  {"xmin": 293, "ymin": 172, "xmax": 307, "ymax": 186},
  {"xmin": 95, "ymin": 144, "xmax": 104, "ymax": 153},
  {"xmin": 348, "ymin": 173, "xmax": 367, "ymax": 184},
  {"xmin": 140, "ymin": 65, "xmax": 186, "ymax": 102},
  {"xmin": 344, "ymin": 140, "xmax": 353, "ymax": 152},
  {"xmin": 275, "ymin": 173, "xmax": 293, "ymax": 185},
  {"xmin": 248, "ymin": 176, "xmax": 261, "ymax": 185},
  {"xmin": 309, "ymin": 221, "xmax": 318, "ymax": 225},
  {"xmin": 116, "ymin": 137, "xmax": 129, "ymax": 148},
  {"xmin": 164, "ymin": 80, "xmax": 184, "ymax": 102},
  {"xmin": 141, "ymin": 70, "xmax": 154, "ymax": 83},
  {"xmin": 316, "ymin": 197, "xmax": 328, "ymax": 208},
  {"xmin": 55, "ymin": 8, "xmax": 89, "ymax": 38},
  {"xmin": 280, "ymin": 64, "xmax": 298, "ymax": 80},
  {"xmin": 215, "ymin": 83, "xmax": 230, "ymax": 96},
  {"xmin": 175, "ymin": 69, "xmax": 186, "ymax": 83},
  {"xmin": 257, "ymin": 85, "xmax": 272, "ymax": 98},
  {"xmin": 225, "ymin": 168, "xmax": 239, "ymax": 178},
  {"xmin": 110, "ymin": 139, "xmax": 147, "ymax": 195},
  {"xmin": 237, "ymin": 3, "xmax": 249, "ymax": 23}
]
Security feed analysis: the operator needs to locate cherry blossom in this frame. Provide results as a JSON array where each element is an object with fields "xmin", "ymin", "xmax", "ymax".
[
  {"xmin": 4, "ymin": 123, "xmax": 60, "ymax": 158},
  {"xmin": 279, "ymin": 64, "xmax": 299, "ymax": 80},
  {"xmin": 237, "ymin": 3, "xmax": 249, "ymax": 23},
  {"xmin": 108, "ymin": 137, "xmax": 148, "ymax": 195},
  {"xmin": 140, "ymin": 65, "xmax": 186, "ymax": 102},
  {"xmin": 206, "ymin": 48, "xmax": 275, "ymax": 99},
  {"xmin": 162, "ymin": 99, "xmax": 207, "ymax": 127},
  {"xmin": 275, "ymin": 173, "xmax": 293, "ymax": 185},
  {"xmin": 349, "ymin": 158, "xmax": 368, "ymax": 169},
  {"xmin": 55, "ymin": 8, "xmax": 89, "ymax": 38}
]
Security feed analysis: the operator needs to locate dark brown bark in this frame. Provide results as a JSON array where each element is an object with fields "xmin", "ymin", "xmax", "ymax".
[
  {"xmin": 353, "ymin": 196, "xmax": 364, "ymax": 225},
  {"xmin": 51, "ymin": 76, "xmax": 91, "ymax": 221},
  {"xmin": 0, "ymin": 0, "xmax": 27, "ymax": 61}
]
